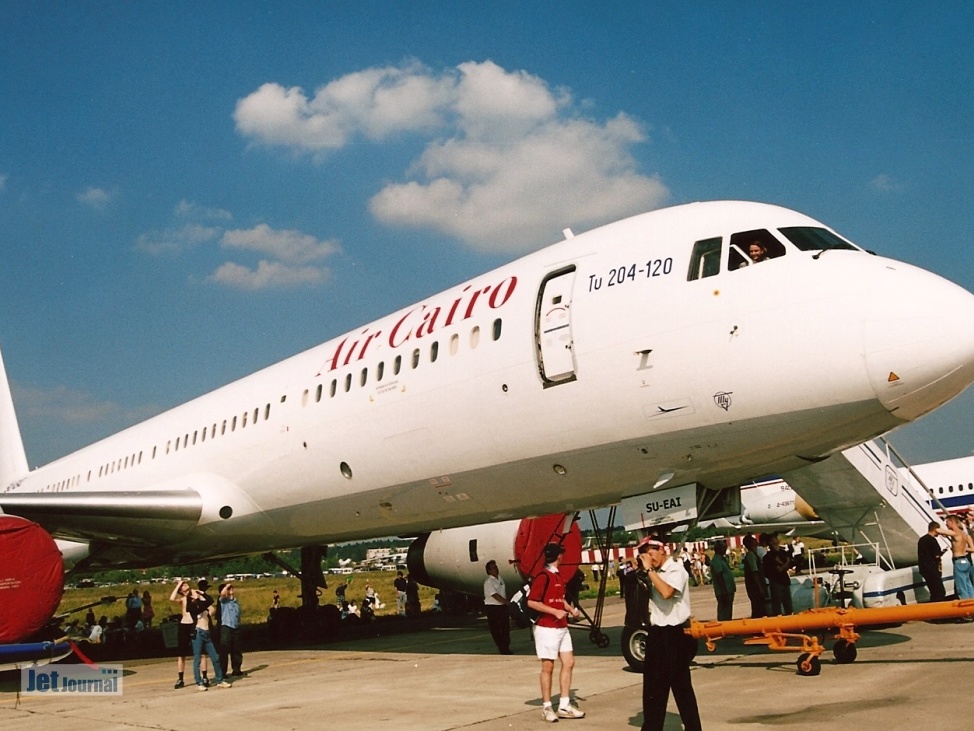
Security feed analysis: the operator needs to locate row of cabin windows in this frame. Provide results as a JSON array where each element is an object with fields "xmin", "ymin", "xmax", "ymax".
[
  {"xmin": 160, "ymin": 403, "xmax": 274, "ymax": 457},
  {"xmin": 37, "ymin": 319, "xmax": 505, "ymax": 491},
  {"xmin": 303, "ymin": 319, "xmax": 504, "ymax": 405},
  {"xmin": 97, "ymin": 450, "xmax": 144, "ymax": 479},
  {"xmin": 933, "ymin": 483, "xmax": 974, "ymax": 495},
  {"xmin": 44, "ymin": 402, "xmax": 276, "ymax": 492}
]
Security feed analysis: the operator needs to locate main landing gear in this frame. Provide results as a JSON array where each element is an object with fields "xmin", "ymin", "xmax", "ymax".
[{"xmin": 262, "ymin": 545, "xmax": 341, "ymax": 639}]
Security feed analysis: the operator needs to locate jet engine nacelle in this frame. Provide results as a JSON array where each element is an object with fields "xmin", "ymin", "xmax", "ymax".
[
  {"xmin": 739, "ymin": 480, "xmax": 819, "ymax": 524},
  {"xmin": 0, "ymin": 515, "xmax": 65, "ymax": 643},
  {"xmin": 406, "ymin": 514, "xmax": 583, "ymax": 598}
]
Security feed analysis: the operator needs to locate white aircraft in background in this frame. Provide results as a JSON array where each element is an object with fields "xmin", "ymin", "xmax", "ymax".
[
  {"xmin": 908, "ymin": 455, "xmax": 974, "ymax": 514},
  {"xmin": 682, "ymin": 455, "xmax": 974, "ymax": 537},
  {"xmin": 3, "ymin": 200, "xmax": 974, "ymax": 643},
  {"xmin": 698, "ymin": 477, "xmax": 821, "ymax": 533}
]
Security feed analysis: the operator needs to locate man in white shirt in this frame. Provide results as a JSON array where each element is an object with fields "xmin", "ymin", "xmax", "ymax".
[
  {"xmin": 636, "ymin": 538, "xmax": 701, "ymax": 731},
  {"xmin": 483, "ymin": 560, "xmax": 512, "ymax": 654}
]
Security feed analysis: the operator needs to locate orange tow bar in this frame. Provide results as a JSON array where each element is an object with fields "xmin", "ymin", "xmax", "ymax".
[{"xmin": 686, "ymin": 599, "xmax": 974, "ymax": 675}]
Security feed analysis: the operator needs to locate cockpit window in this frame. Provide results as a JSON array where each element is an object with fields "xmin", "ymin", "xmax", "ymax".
[
  {"xmin": 779, "ymin": 226, "xmax": 857, "ymax": 252},
  {"xmin": 687, "ymin": 237, "xmax": 722, "ymax": 281},
  {"xmin": 729, "ymin": 229, "xmax": 786, "ymax": 270}
]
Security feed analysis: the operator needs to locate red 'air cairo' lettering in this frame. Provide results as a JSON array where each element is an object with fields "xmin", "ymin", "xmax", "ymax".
[{"xmin": 320, "ymin": 276, "xmax": 518, "ymax": 373}]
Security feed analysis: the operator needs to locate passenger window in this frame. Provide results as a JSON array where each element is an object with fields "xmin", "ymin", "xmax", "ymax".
[
  {"xmin": 730, "ymin": 229, "xmax": 786, "ymax": 270},
  {"xmin": 377, "ymin": 361, "xmax": 385, "ymax": 381},
  {"xmin": 492, "ymin": 318, "xmax": 502, "ymax": 341},
  {"xmin": 411, "ymin": 348, "xmax": 420, "ymax": 369},
  {"xmin": 687, "ymin": 237, "xmax": 722, "ymax": 281},
  {"xmin": 430, "ymin": 342, "xmax": 439, "ymax": 363},
  {"xmin": 394, "ymin": 355, "xmax": 402, "ymax": 375},
  {"xmin": 449, "ymin": 334, "xmax": 459, "ymax": 356}
]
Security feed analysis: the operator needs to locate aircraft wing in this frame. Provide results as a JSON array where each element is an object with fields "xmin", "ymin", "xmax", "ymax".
[{"xmin": 0, "ymin": 490, "xmax": 202, "ymax": 545}]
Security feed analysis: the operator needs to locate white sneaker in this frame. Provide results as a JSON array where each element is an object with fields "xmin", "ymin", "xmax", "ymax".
[
  {"xmin": 558, "ymin": 705, "xmax": 585, "ymax": 719},
  {"xmin": 542, "ymin": 706, "xmax": 559, "ymax": 722},
  {"xmin": 197, "ymin": 684, "xmax": 207, "ymax": 692}
]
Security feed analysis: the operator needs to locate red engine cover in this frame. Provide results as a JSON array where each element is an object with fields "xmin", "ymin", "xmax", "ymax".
[
  {"xmin": 513, "ymin": 514, "xmax": 582, "ymax": 584},
  {"xmin": 0, "ymin": 516, "xmax": 65, "ymax": 643}
]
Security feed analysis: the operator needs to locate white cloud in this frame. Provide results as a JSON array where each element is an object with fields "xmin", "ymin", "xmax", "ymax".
[
  {"xmin": 13, "ymin": 382, "xmax": 155, "ymax": 426},
  {"xmin": 373, "ymin": 113, "xmax": 667, "ymax": 253},
  {"xmin": 76, "ymin": 186, "xmax": 113, "ymax": 210},
  {"xmin": 869, "ymin": 174, "xmax": 902, "ymax": 192},
  {"xmin": 235, "ymin": 60, "xmax": 669, "ymax": 253},
  {"xmin": 135, "ymin": 223, "xmax": 222, "ymax": 255},
  {"xmin": 175, "ymin": 199, "xmax": 233, "ymax": 221},
  {"xmin": 221, "ymin": 224, "xmax": 340, "ymax": 265},
  {"xmin": 211, "ymin": 225, "xmax": 339, "ymax": 289},
  {"xmin": 207, "ymin": 260, "xmax": 330, "ymax": 290},
  {"xmin": 135, "ymin": 205, "xmax": 337, "ymax": 290},
  {"xmin": 234, "ymin": 60, "xmax": 449, "ymax": 152}
]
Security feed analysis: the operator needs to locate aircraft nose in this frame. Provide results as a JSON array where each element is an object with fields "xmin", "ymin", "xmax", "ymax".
[{"xmin": 863, "ymin": 263, "xmax": 974, "ymax": 422}]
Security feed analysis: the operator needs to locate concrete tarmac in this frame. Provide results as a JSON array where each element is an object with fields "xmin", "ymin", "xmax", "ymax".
[{"xmin": 2, "ymin": 582, "xmax": 971, "ymax": 730}]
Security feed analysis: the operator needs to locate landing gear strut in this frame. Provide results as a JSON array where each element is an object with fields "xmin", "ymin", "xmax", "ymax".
[
  {"xmin": 262, "ymin": 545, "xmax": 340, "ymax": 638},
  {"xmin": 578, "ymin": 506, "xmax": 616, "ymax": 649}
]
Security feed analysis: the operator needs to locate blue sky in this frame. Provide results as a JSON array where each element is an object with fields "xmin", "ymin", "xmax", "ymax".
[{"xmin": 1, "ymin": 3, "xmax": 972, "ymax": 469}]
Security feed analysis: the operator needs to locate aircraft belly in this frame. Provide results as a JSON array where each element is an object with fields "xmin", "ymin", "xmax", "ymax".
[{"xmin": 188, "ymin": 396, "xmax": 899, "ymax": 549}]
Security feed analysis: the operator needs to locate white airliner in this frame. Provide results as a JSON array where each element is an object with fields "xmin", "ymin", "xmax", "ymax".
[
  {"xmin": 3, "ymin": 200, "xmax": 974, "ymax": 582},
  {"xmin": 699, "ymin": 477, "xmax": 821, "ymax": 532},
  {"xmin": 907, "ymin": 455, "xmax": 974, "ymax": 514},
  {"xmin": 696, "ymin": 453, "xmax": 974, "ymax": 535}
]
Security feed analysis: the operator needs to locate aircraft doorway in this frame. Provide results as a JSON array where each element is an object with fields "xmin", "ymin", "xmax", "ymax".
[{"xmin": 535, "ymin": 266, "xmax": 577, "ymax": 387}]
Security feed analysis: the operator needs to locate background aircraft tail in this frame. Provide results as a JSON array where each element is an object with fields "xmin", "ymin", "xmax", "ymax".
[{"xmin": 0, "ymin": 346, "xmax": 29, "ymax": 487}]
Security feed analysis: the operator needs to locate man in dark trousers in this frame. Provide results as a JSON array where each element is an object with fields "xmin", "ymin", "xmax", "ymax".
[
  {"xmin": 218, "ymin": 583, "xmax": 244, "ymax": 676},
  {"xmin": 918, "ymin": 521, "xmax": 947, "ymax": 602},
  {"xmin": 635, "ymin": 538, "xmax": 701, "ymax": 731},
  {"xmin": 483, "ymin": 560, "xmax": 512, "ymax": 654},
  {"xmin": 762, "ymin": 533, "xmax": 793, "ymax": 615}
]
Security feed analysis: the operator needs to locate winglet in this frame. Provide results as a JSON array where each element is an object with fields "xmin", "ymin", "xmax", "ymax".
[{"xmin": 0, "ymin": 346, "xmax": 29, "ymax": 486}]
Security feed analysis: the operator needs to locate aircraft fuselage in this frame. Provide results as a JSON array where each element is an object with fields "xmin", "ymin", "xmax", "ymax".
[{"xmin": 4, "ymin": 201, "xmax": 974, "ymax": 566}]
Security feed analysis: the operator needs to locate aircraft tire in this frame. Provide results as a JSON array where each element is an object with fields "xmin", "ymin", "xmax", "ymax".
[
  {"xmin": 796, "ymin": 652, "xmax": 822, "ymax": 676},
  {"xmin": 832, "ymin": 639, "xmax": 857, "ymax": 664},
  {"xmin": 620, "ymin": 625, "xmax": 646, "ymax": 672}
]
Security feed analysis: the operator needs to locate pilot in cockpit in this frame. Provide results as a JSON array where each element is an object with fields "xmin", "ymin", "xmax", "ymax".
[
  {"xmin": 747, "ymin": 241, "xmax": 769, "ymax": 264},
  {"xmin": 736, "ymin": 241, "xmax": 768, "ymax": 269}
]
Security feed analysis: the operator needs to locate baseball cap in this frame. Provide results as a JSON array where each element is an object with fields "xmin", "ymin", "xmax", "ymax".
[{"xmin": 543, "ymin": 542, "xmax": 565, "ymax": 563}]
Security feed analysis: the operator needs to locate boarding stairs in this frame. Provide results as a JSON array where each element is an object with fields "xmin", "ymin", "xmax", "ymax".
[{"xmin": 784, "ymin": 438, "xmax": 941, "ymax": 570}]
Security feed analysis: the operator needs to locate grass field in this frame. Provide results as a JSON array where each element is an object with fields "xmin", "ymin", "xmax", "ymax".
[
  {"xmin": 57, "ymin": 536, "xmax": 841, "ymax": 628},
  {"xmin": 59, "ymin": 573, "xmax": 441, "ymax": 627}
]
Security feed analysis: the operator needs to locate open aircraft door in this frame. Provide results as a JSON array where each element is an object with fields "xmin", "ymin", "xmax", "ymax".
[{"xmin": 535, "ymin": 266, "xmax": 577, "ymax": 387}]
